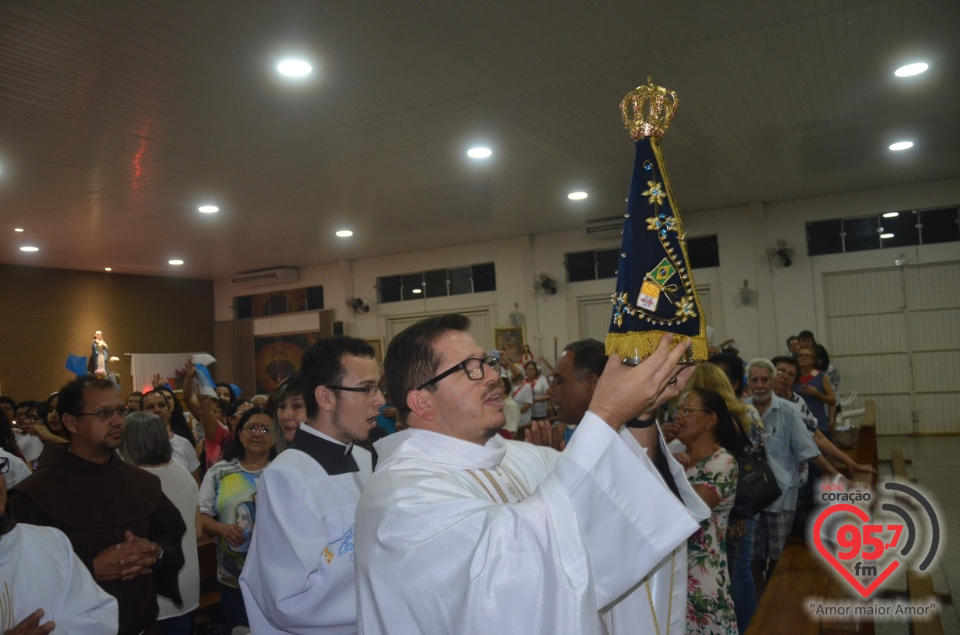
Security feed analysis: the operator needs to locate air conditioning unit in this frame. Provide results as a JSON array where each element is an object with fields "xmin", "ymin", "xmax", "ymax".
[
  {"xmin": 584, "ymin": 216, "xmax": 625, "ymax": 239},
  {"xmin": 231, "ymin": 267, "xmax": 299, "ymax": 287}
]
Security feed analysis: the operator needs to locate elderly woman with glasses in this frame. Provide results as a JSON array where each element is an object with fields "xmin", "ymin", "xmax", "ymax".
[
  {"xmin": 199, "ymin": 406, "xmax": 275, "ymax": 631},
  {"xmin": 674, "ymin": 388, "xmax": 745, "ymax": 635}
]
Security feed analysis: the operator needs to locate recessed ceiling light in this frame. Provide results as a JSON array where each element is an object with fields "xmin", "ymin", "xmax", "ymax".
[
  {"xmin": 568, "ymin": 191, "xmax": 588, "ymax": 200},
  {"xmin": 467, "ymin": 147, "xmax": 492, "ymax": 159},
  {"xmin": 14, "ymin": 228, "xmax": 24, "ymax": 232},
  {"xmin": 19, "ymin": 246, "xmax": 39, "ymax": 252},
  {"xmin": 882, "ymin": 212, "xmax": 899, "ymax": 218},
  {"xmin": 169, "ymin": 259, "xmax": 184, "ymax": 266},
  {"xmin": 412, "ymin": 288, "xmax": 422, "ymax": 294},
  {"xmin": 198, "ymin": 205, "xmax": 219, "ymax": 214},
  {"xmin": 895, "ymin": 62, "xmax": 928, "ymax": 77},
  {"xmin": 889, "ymin": 141, "xmax": 913, "ymax": 151},
  {"xmin": 277, "ymin": 59, "xmax": 313, "ymax": 77},
  {"xmin": 104, "ymin": 267, "xmax": 112, "ymax": 272},
  {"xmin": 336, "ymin": 230, "xmax": 353, "ymax": 238},
  {"xmin": 880, "ymin": 233, "xmax": 895, "ymax": 239}
]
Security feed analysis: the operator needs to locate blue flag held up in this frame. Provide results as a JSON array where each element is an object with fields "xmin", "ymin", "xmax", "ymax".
[{"xmin": 65, "ymin": 354, "xmax": 88, "ymax": 377}]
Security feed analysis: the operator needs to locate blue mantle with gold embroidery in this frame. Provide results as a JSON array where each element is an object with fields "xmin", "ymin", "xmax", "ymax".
[{"xmin": 606, "ymin": 80, "xmax": 707, "ymax": 362}]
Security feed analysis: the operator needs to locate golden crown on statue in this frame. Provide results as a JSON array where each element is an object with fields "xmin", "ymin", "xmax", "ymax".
[{"xmin": 620, "ymin": 76, "xmax": 679, "ymax": 140}]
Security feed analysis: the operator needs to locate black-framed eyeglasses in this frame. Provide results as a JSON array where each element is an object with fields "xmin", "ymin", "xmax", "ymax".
[
  {"xmin": 0, "ymin": 456, "xmax": 9, "ymax": 475},
  {"xmin": 75, "ymin": 406, "xmax": 129, "ymax": 419},
  {"xmin": 325, "ymin": 384, "xmax": 382, "ymax": 398},
  {"xmin": 417, "ymin": 355, "xmax": 500, "ymax": 390}
]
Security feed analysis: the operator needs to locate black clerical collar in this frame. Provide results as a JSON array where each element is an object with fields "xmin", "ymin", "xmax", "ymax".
[
  {"xmin": 290, "ymin": 427, "xmax": 359, "ymax": 475},
  {"xmin": 0, "ymin": 511, "xmax": 16, "ymax": 538}
]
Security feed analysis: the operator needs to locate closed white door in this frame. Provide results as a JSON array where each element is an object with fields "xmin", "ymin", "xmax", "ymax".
[{"xmin": 823, "ymin": 262, "xmax": 960, "ymax": 434}]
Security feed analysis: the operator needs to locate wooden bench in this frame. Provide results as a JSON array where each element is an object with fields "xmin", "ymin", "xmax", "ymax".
[
  {"xmin": 747, "ymin": 402, "xmax": 881, "ymax": 634},
  {"xmin": 192, "ymin": 537, "xmax": 221, "ymax": 631},
  {"xmin": 746, "ymin": 539, "xmax": 830, "ymax": 635},
  {"xmin": 887, "ymin": 449, "xmax": 946, "ymax": 635}
]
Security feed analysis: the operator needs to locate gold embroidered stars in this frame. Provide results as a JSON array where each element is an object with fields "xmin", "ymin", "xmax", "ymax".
[
  {"xmin": 642, "ymin": 180, "xmax": 666, "ymax": 205},
  {"xmin": 675, "ymin": 296, "xmax": 697, "ymax": 319}
]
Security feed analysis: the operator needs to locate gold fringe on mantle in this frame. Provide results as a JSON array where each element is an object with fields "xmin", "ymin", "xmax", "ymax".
[{"xmin": 605, "ymin": 330, "xmax": 708, "ymax": 364}]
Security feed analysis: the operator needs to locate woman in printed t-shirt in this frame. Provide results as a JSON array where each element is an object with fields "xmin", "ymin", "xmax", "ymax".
[{"xmin": 200, "ymin": 407, "xmax": 275, "ymax": 631}]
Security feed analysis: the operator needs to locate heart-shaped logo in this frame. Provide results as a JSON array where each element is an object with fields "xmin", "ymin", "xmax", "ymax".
[{"xmin": 812, "ymin": 504, "xmax": 900, "ymax": 598}]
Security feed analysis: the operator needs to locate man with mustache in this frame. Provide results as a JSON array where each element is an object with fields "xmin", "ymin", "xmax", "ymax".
[{"xmin": 543, "ymin": 337, "xmax": 707, "ymax": 634}]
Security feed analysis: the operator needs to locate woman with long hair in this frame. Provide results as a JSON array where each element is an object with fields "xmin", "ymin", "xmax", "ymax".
[
  {"xmin": 152, "ymin": 387, "xmax": 197, "ymax": 443},
  {"xmin": 199, "ymin": 407, "xmax": 275, "ymax": 631},
  {"xmin": 120, "ymin": 412, "xmax": 201, "ymax": 635},
  {"xmin": 141, "ymin": 390, "xmax": 201, "ymax": 483},
  {"xmin": 675, "ymin": 388, "xmax": 742, "ymax": 635},
  {"xmin": 685, "ymin": 363, "xmax": 763, "ymax": 634}
]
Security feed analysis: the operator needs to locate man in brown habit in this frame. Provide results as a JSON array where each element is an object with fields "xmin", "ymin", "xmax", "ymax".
[{"xmin": 8, "ymin": 376, "xmax": 185, "ymax": 635}]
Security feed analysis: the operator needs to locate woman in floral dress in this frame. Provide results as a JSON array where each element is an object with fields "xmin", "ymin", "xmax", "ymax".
[{"xmin": 675, "ymin": 388, "xmax": 745, "ymax": 635}]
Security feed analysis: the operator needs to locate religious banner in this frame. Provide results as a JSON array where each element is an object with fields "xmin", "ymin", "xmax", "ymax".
[{"xmin": 606, "ymin": 78, "xmax": 708, "ymax": 363}]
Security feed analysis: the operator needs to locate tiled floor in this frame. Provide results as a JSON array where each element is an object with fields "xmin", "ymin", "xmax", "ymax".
[{"xmin": 872, "ymin": 435, "xmax": 959, "ymax": 635}]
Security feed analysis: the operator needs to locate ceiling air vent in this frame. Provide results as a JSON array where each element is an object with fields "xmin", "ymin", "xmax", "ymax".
[
  {"xmin": 230, "ymin": 267, "xmax": 299, "ymax": 287},
  {"xmin": 584, "ymin": 216, "xmax": 625, "ymax": 239}
]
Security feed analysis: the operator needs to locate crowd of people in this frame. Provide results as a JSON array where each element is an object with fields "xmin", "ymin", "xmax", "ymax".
[{"xmin": 0, "ymin": 320, "xmax": 869, "ymax": 634}]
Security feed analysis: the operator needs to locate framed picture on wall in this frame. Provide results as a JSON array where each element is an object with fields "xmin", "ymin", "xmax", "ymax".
[
  {"xmin": 253, "ymin": 331, "xmax": 323, "ymax": 394},
  {"xmin": 494, "ymin": 326, "xmax": 525, "ymax": 364},
  {"xmin": 365, "ymin": 338, "xmax": 384, "ymax": 364}
]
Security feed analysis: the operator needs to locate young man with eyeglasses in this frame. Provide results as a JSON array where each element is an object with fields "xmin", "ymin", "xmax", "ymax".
[
  {"xmin": 8, "ymin": 376, "xmax": 186, "ymax": 635},
  {"xmin": 240, "ymin": 336, "xmax": 384, "ymax": 634},
  {"xmin": 355, "ymin": 314, "xmax": 705, "ymax": 635}
]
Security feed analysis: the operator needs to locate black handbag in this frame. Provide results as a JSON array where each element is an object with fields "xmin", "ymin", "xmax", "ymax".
[{"xmin": 732, "ymin": 435, "xmax": 782, "ymax": 518}]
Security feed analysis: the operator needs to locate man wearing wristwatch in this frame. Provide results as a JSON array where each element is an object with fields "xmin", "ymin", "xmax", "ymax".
[
  {"xmin": 546, "ymin": 337, "xmax": 708, "ymax": 635},
  {"xmin": 8, "ymin": 376, "xmax": 186, "ymax": 635}
]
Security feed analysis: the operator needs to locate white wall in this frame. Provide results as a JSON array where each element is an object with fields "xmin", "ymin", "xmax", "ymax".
[{"xmin": 214, "ymin": 176, "xmax": 960, "ymax": 363}]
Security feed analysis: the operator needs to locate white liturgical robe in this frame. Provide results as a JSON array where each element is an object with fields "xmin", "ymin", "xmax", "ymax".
[
  {"xmin": 240, "ymin": 425, "xmax": 373, "ymax": 635},
  {"xmin": 0, "ymin": 523, "xmax": 118, "ymax": 633},
  {"xmin": 355, "ymin": 411, "xmax": 708, "ymax": 635}
]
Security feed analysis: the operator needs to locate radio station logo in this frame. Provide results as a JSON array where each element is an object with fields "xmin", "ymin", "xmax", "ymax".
[{"xmin": 807, "ymin": 479, "xmax": 943, "ymax": 621}]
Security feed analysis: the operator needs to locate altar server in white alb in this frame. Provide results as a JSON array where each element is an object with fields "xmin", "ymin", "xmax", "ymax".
[
  {"xmin": 240, "ymin": 336, "xmax": 383, "ymax": 634},
  {"xmin": 0, "ymin": 456, "xmax": 119, "ymax": 633},
  {"xmin": 355, "ymin": 314, "xmax": 707, "ymax": 635}
]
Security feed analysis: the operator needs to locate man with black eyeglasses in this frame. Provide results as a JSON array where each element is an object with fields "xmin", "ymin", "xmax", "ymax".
[
  {"xmin": 354, "ymin": 314, "xmax": 705, "ymax": 635},
  {"xmin": 241, "ymin": 336, "xmax": 384, "ymax": 634},
  {"xmin": 8, "ymin": 376, "xmax": 186, "ymax": 635}
]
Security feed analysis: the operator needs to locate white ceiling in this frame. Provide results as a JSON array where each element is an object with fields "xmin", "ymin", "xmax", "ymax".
[{"xmin": 2, "ymin": 0, "xmax": 958, "ymax": 280}]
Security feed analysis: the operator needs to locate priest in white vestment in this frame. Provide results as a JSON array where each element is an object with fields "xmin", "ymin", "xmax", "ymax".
[
  {"xmin": 546, "ymin": 337, "xmax": 708, "ymax": 635},
  {"xmin": 355, "ymin": 315, "xmax": 708, "ymax": 635}
]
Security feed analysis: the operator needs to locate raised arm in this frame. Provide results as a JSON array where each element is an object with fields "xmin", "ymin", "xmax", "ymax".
[
  {"xmin": 197, "ymin": 394, "xmax": 221, "ymax": 443},
  {"xmin": 181, "ymin": 360, "xmax": 202, "ymax": 421}
]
